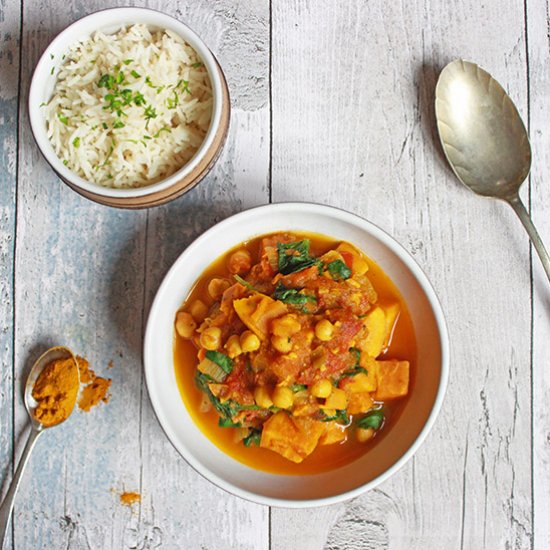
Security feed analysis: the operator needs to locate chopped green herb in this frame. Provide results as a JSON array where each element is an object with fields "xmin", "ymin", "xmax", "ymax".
[
  {"xmin": 145, "ymin": 76, "xmax": 155, "ymax": 88},
  {"xmin": 133, "ymin": 92, "xmax": 146, "ymax": 106},
  {"xmin": 102, "ymin": 122, "xmax": 108, "ymax": 130},
  {"xmin": 143, "ymin": 135, "xmax": 152, "ymax": 140},
  {"xmin": 107, "ymin": 174, "xmax": 113, "ymax": 179},
  {"xmin": 116, "ymin": 71, "xmax": 125, "ymax": 85},
  {"xmin": 123, "ymin": 59, "xmax": 133, "ymax": 65},
  {"xmin": 357, "ymin": 409, "xmax": 384, "ymax": 430},
  {"xmin": 39, "ymin": 102, "xmax": 47, "ymax": 108},
  {"xmin": 219, "ymin": 417, "xmax": 241, "ymax": 428},
  {"xmin": 243, "ymin": 429, "xmax": 262, "ymax": 447},
  {"xmin": 180, "ymin": 80, "xmax": 190, "ymax": 94},
  {"xmin": 191, "ymin": 61, "xmax": 203, "ymax": 68},
  {"xmin": 277, "ymin": 239, "xmax": 322, "ymax": 275},
  {"xmin": 205, "ymin": 350, "xmax": 233, "ymax": 375},
  {"xmin": 131, "ymin": 69, "xmax": 141, "ymax": 79},
  {"xmin": 144, "ymin": 105, "xmax": 157, "ymax": 128},
  {"xmin": 113, "ymin": 119, "xmax": 125, "ymax": 129},
  {"xmin": 291, "ymin": 384, "xmax": 307, "ymax": 392},
  {"xmin": 166, "ymin": 91, "xmax": 179, "ymax": 109},
  {"xmin": 58, "ymin": 114, "xmax": 69, "ymax": 125},
  {"xmin": 98, "ymin": 74, "xmax": 115, "ymax": 89},
  {"xmin": 153, "ymin": 127, "xmax": 171, "ymax": 138},
  {"xmin": 50, "ymin": 67, "xmax": 54, "ymax": 75},
  {"xmin": 273, "ymin": 283, "xmax": 316, "ymax": 309},
  {"xmin": 50, "ymin": 53, "xmax": 54, "ymax": 60},
  {"xmin": 327, "ymin": 259, "xmax": 352, "ymax": 280},
  {"xmin": 62, "ymin": 159, "xmax": 69, "ymax": 166},
  {"xmin": 320, "ymin": 409, "xmax": 349, "ymax": 425},
  {"xmin": 234, "ymin": 274, "xmax": 260, "ymax": 292},
  {"xmin": 72, "ymin": 137, "xmax": 80, "ymax": 148}
]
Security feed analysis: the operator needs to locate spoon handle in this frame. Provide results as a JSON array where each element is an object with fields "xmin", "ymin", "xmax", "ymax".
[
  {"xmin": 508, "ymin": 195, "xmax": 550, "ymax": 284},
  {"xmin": 0, "ymin": 427, "xmax": 42, "ymax": 548}
]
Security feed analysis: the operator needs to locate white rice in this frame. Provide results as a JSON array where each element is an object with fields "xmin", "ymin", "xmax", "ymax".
[{"xmin": 44, "ymin": 24, "xmax": 213, "ymax": 188}]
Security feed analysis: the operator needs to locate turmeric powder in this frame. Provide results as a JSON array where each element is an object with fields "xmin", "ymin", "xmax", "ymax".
[
  {"xmin": 120, "ymin": 492, "xmax": 141, "ymax": 506},
  {"xmin": 32, "ymin": 357, "xmax": 79, "ymax": 427},
  {"xmin": 76, "ymin": 356, "xmax": 111, "ymax": 412}
]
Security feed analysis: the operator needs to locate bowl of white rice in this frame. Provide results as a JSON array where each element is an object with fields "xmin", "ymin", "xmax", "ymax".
[{"xmin": 29, "ymin": 7, "xmax": 230, "ymax": 208}]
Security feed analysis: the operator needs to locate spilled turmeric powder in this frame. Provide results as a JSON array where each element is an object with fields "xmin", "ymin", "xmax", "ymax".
[
  {"xmin": 120, "ymin": 492, "xmax": 141, "ymax": 506},
  {"xmin": 32, "ymin": 357, "xmax": 79, "ymax": 427},
  {"xmin": 76, "ymin": 356, "xmax": 111, "ymax": 412}
]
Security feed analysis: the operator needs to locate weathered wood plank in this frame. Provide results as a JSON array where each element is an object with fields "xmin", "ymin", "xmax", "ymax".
[
  {"xmin": 0, "ymin": 1, "xmax": 20, "ymax": 550},
  {"xmin": 526, "ymin": 0, "xmax": 550, "ymax": 547},
  {"xmin": 11, "ymin": 0, "xmax": 270, "ymax": 548},
  {"xmin": 270, "ymin": 1, "xmax": 532, "ymax": 548},
  {"xmin": 138, "ymin": 1, "xmax": 270, "ymax": 548}
]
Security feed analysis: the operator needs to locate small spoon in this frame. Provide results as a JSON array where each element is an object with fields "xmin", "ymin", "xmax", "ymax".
[
  {"xmin": 0, "ymin": 346, "xmax": 79, "ymax": 546},
  {"xmin": 435, "ymin": 59, "xmax": 550, "ymax": 283}
]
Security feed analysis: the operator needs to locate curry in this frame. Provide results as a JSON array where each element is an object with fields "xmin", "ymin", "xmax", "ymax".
[{"xmin": 174, "ymin": 232, "xmax": 416, "ymax": 474}]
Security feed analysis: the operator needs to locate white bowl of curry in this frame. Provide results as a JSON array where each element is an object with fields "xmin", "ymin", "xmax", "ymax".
[{"xmin": 144, "ymin": 203, "xmax": 449, "ymax": 507}]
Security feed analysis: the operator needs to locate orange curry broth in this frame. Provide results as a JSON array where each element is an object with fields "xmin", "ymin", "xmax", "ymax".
[{"xmin": 174, "ymin": 232, "xmax": 417, "ymax": 475}]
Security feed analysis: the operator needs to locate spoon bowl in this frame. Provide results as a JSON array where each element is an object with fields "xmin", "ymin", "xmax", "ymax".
[
  {"xmin": 0, "ymin": 346, "xmax": 78, "ymax": 548},
  {"xmin": 435, "ymin": 59, "xmax": 550, "ymax": 282},
  {"xmin": 24, "ymin": 346, "xmax": 79, "ymax": 430}
]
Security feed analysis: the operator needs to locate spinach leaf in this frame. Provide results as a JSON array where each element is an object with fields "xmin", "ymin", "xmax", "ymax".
[
  {"xmin": 320, "ymin": 409, "xmax": 349, "ymax": 425},
  {"xmin": 357, "ymin": 409, "xmax": 384, "ymax": 430},
  {"xmin": 234, "ymin": 274, "xmax": 260, "ymax": 292},
  {"xmin": 195, "ymin": 372, "xmax": 240, "ymax": 420},
  {"xmin": 277, "ymin": 240, "xmax": 322, "ymax": 275},
  {"xmin": 205, "ymin": 350, "xmax": 233, "ymax": 375},
  {"xmin": 218, "ymin": 417, "xmax": 241, "ymax": 428},
  {"xmin": 273, "ymin": 283, "xmax": 317, "ymax": 308},
  {"xmin": 327, "ymin": 259, "xmax": 352, "ymax": 280},
  {"xmin": 341, "ymin": 347, "xmax": 368, "ymax": 377},
  {"xmin": 243, "ymin": 429, "xmax": 262, "ymax": 447}
]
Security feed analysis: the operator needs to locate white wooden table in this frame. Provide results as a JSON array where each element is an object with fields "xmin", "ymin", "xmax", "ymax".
[{"xmin": 1, "ymin": 0, "xmax": 549, "ymax": 548}]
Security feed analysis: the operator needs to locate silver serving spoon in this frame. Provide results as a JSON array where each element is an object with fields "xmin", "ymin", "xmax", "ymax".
[
  {"xmin": 0, "ymin": 346, "xmax": 79, "ymax": 547},
  {"xmin": 435, "ymin": 59, "xmax": 550, "ymax": 283}
]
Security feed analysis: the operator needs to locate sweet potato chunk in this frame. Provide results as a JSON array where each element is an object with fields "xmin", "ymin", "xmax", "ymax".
[
  {"xmin": 340, "ymin": 369, "xmax": 378, "ymax": 394},
  {"xmin": 260, "ymin": 412, "xmax": 324, "ymax": 463},
  {"xmin": 347, "ymin": 392, "xmax": 375, "ymax": 415},
  {"xmin": 233, "ymin": 295, "xmax": 287, "ymax": 340},
  {"xmin": 375, "ymin": 360, "xmax": 409, "ymax": 400},
  {"xmin": 358, "ymin": 304, "xmax": 400, "ymax": 358},
  {"xmin": 319, "ymin": 421, "xmax": 346, "ymax": 446}
]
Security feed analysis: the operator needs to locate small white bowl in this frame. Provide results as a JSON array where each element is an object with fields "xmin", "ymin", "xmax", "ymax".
[
  {"xmin": 29, "ymin": 7, "xmax": 230, "ymax": 209},
  {"xmin": 144, "ymin": 203, "xmax": 449, "ymax": 507}
]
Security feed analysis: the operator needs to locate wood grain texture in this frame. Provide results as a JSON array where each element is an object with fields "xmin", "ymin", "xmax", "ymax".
[
  {"xmin": 0, "ymin": 0, "xmax": 20, "ymax": 547},
  {"xmin": 11, "ymin": 0, "xmax": 269, "ymax": 549},
  {"xmin": 2, "ymin": 0, "xmax": 549, "ymax": 548},
  {"xmin": 271, "ymin": 0, "xmax": 533, "ymax": 548},
  {"xmin": 526, "ymin": 0, "xmax": 550, "ymax": 548}
]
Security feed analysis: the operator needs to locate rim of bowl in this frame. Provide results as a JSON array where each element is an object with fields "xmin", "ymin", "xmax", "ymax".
[
  {"xmin": 143, "ymin": 202, "xmax": 450, "ymax": 508},
  {"xmin": 28, "ymin": 6, "xmax": 224, "ymax": 199}
]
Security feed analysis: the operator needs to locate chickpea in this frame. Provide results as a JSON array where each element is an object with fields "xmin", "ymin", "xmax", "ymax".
[
  {"xmin": 311, "ymin": 378, "xmax": 333, "ymax": 398},
  {"xmin": 272, "ymin": 386, "xmax": 294, "ymax": 409},
  {"xmin": 356, "ymin": 427, "xmax": 375, "ymax": 443},
  {"xmin": 200, "ymin": 326, "xmax": 222, "ymax": 350},
  {"xmin": 254, "ymin": 386, "xmax": 273, "ymax": 409},
  {"xmin": 175, "ymin": 311, "xmax": 197, "ymax": 339},
  {"xmin": 240, "ymin": 330, "xmax": 260, "ymax": 353},
  {"xmin": 271, "ymin": 335, "xmax": 292, "ymax": 354},
  {"xmin": 224, "ymin": 334, "xmax": 242, "ymax": 358},
  {"xmin": 207, "ymin": 278, "xmax": 231, "ymax": 300},
  {"xmin": 227, "ymin": 249, "xmax": 252, "ymax": 275},
  {"xmin": 189, "ymin": 299, "xmax": 208, "ymax": 322},
  {"xmin": 315, "ymin": 319, "xmax": 334, "ymax": 341},
  {"xmin": 272, "ymin": 314, "xmax": 301, "ymax": 337}
]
